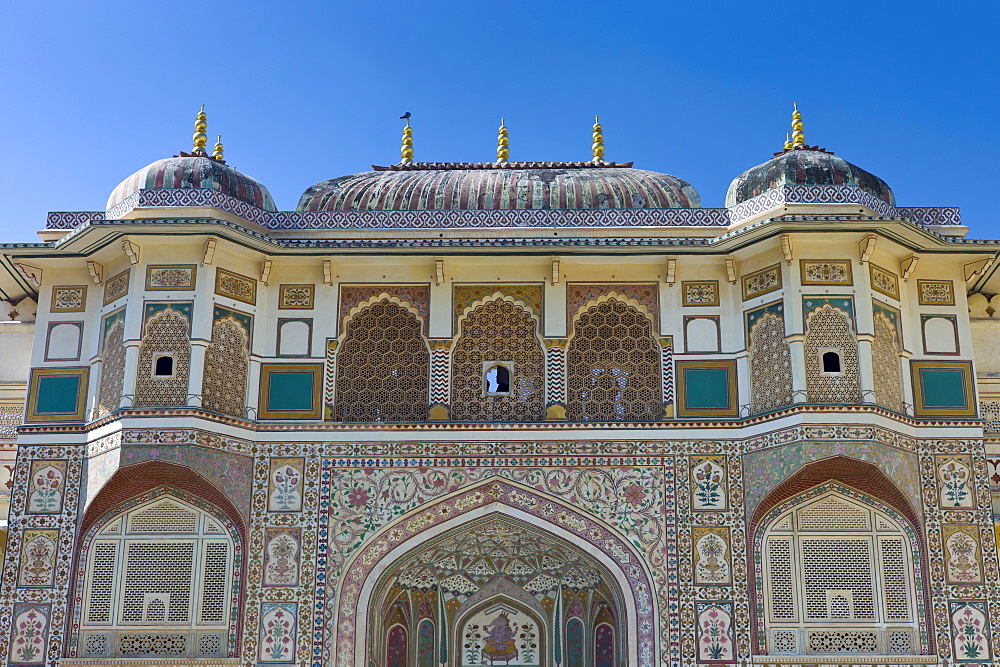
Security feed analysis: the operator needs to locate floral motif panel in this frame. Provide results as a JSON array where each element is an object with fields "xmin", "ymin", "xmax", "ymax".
[
  {"xmin": 145, "ymin": 265, "xmax": 196, "ymax": 290},
  {"xmin": 690, "ymin": 456, "xmax": 727, "ymax": 511},
  {"xmin": 50, "ymin": 286, "xmax": 86, "ymax": 312},
  {"xmin": 416, "ymin": 619, "xmax": 435, "ymax": 667},
  {"xmin": 869, "ymin": 264, "xmax": 899, "ymax": 300},
  {"xmin": 268, "ymin": 458, "xmax": 304, "ymax": 512},
  {"xmin": 950, "ymin": 600, "xmax": 992, "ymax": 663},
  {"xmin": 681, "ymin": 281, "xmax": 718, "ymax": 306},
  {"xmin": 693, "ymin": 526, "xmax": 731, "ymax": 585},
  {"xmin": 17, "ymin": 530, "xmax": 57, "ymax": 587},
  {"xmin": 259, "ymin": 602, "xmax": 297, "ymax": 663},
  {"xmin": 102, "ymin": 269, "xmax": 130, "ymax": 305},
  {"xmin": 800, "ymin": 260, "xmax": 852, "ymax": 285},
  {"xmin": 279, "ymin": 284, "xmax": 314, "ymax": 309},
  {"xmin": 386, "ymin": 624, "xmax": 407, "ymax": 667},
  {"xmin": 943, "ymin": 524, "xmax": 983, "ymax": 584},
  {"xmin": 26, "ymin": 461, "xmax": 66, "ymax": 514},
  {"xmin": 918, "ymin": 279, "xmax": 955, "ymax": 305},
  {"xmin": 214, "ymin": 268, "xmax": 257, "ymax": 305},
  {"xmin": 937, "ymin": 455, "xmax": 975, "ymax": 509},
  {"xmin": 595, "ymin": 623, "xmax": 614, "ymax": 667},
  {"xmin": 742, "ymin": 265, "xmax": 781, "ymax": 300},
  {"xmin": 695, "ymin": 602, "xmax": 734, "ymax": 663},
  {"xmin": 264, "ymin": 527, "xmax": 301, "ymax": 587},
  {"xmin": 7, "ymin": 604, "xmax": 49, "ymax": 665}
]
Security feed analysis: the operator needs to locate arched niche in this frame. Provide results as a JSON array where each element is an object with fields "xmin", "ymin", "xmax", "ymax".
[{"xmin": 339, "ymin": 479, "xmax": 652, "ymax": 666}]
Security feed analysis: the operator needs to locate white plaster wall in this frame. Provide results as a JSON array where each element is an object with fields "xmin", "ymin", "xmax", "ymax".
[{"xmin": 0, "ymin": 322, "xmax": 35, "ymax": 383}]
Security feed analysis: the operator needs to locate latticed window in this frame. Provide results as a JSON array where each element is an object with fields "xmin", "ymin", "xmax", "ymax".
[
  {"xmin": 566, "ymin": 298, "xmax": 661, "ymax": 421},
  {"xmin": 79, "ymin": 496, "xmax": 234, "ymax": 659},
  {"xmin": 872, "ymin": 313, "xmax": 904, "ymax": 413},
  {"xmin": 762, "ymin": 492, "xmax": 919, "ymax": 656},
  {"xmin": 749, "ymin": 312, "xmax": 793, "ymax": 414},
  {"xmin": 804, "ymin": 306, "xmax": 861, "ymax": 403},
  {"xmin": 97, "ymin": 319, "xmax": 127, "ymax": 417},
  {"xmin": 335, "ymin": 299, "xmax": 429, "ymax": 422},
  {"xmin": 135, "ymin": 310, "xmax": 192, "ymax": 407},
  {"xmin": 451, "ymin": 298, "xmax": 544, "ymax": 422},
  {"xmin": 201, "ymin": 317, "xmax": 249, "ymax": 418}
]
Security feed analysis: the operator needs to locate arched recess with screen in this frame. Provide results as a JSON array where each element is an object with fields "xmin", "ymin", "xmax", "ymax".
[
  {"xmin": 758, "ymin": 485, "xmax": 926, "ymax": 658},
  {"xmin": 67, "ymin": 461, "xmax": 245, "ymax": 661}
]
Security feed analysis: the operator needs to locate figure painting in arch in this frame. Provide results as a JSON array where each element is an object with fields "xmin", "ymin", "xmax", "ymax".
[{"xmin": 482, "ymin": 611, "xmax": 518, "ymax": 664}]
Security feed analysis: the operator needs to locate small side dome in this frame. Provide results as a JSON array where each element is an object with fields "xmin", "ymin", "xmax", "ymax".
[
  {"xmin": 107, "ymin": 156, "xmax": 276, "ymax": 212},
  {"xmin": 725, "ymin": 148, "xmax": 895, "ymax": 208}
]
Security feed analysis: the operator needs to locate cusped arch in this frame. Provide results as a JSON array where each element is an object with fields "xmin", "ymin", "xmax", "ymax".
[
  {"xmin": 335, "ymin": 477, "xmax": 655, "ymax": 667},
  {"xmin": 566, "ymin": 293, "xmax": 662, "ymax": 421},
  {"xmin": 451, "ymin": 294, "xmax": 546, "ymax": 422},
  {"xmin": 336, "ymin": 294, "xmax": 430, "ymax": 422}
]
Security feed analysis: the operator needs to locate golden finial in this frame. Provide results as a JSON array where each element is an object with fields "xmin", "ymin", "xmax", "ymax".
[
  {"xmin": 783, "ymin": 132, "xmax": 793, "ymax": 151},
  {"xmin": 193, "ymin": 104, "xmax": 208, "ymax": 155},
  {"xmin": 400, "ymin": 118, "xmax": 414, "ymax": 164},
  {"xmin": 496, "ymin": 118, "xmax": 509, "ymax": 164},
  {"xmin": 791, "ymin": 102, "xmax": 805, "ymax": 147},
  {"xmin": 592, "ymin": 114, "xmax": 605, "ymax": 163},
  {"xmin": 213, "ymin": 134, "xmax": 224, "ymax": 161}
]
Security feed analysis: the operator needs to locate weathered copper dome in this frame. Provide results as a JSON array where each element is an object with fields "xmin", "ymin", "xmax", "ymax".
[
  {"xmin": 297, "ymin": 162, "xmax": 701, "ymax": 211},
  {"xmin": 725, "ymin": 148, "xmax": 894, "ymax": 207},
  {"xmin": 107, "ymin": 156, "xmax": 276, "ymax": 212}
]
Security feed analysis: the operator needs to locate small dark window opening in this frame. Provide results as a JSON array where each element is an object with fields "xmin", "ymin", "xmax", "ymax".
[
  {"xmin": 485, "ymin": 365, "xmax": 510, "ymax": 393},
  {"xmin": 822, "ymin": 351, "xmax": 841, "ymax": 373},
  {"xmin": 154, "ymin": 355, "xmax": 174, "ymax": 377}
]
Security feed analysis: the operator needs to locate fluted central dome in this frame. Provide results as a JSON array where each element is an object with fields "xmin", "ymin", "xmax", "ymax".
[{"xmin": 297, "ymin": 162, "xmax": 701, "ymax": 211}]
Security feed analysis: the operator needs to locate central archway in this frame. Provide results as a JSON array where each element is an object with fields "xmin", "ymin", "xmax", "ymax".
[
  {"xmin": 367, "ymin": 515, "xmax": 625, "ymax": 666},
  {"xmin": 335, "ymin": 479, "xmax": 653, "ymax": 666}
]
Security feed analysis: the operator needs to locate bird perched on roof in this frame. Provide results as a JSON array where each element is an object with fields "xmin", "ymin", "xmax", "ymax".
[{"xmin": 400, "ymin": 112, "xmax": 411, "ymax": 120}]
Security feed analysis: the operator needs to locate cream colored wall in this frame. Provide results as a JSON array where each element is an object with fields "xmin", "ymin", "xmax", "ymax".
[{"xmin": 0, "ymin": 298, "xmax": 35, "ymax": 526}]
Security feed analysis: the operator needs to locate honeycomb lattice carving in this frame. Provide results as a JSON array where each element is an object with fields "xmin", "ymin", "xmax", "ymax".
[
  {"xmin": 98, "ymin": 319, "xmax": 126, "ymax": 417},
  {"xmin": 804, "ymin": 305, "xmax": 861, "ymax": 403},
  {"xmin": 135, "ymin": 310, "xmax": 191, "ymax": 407},
  {"xmin": 118, "ymin": 633, "xmax": 187, "ymax": 656},
  {"xmin": 335, "ymin": 299, "xmax": 429, "ymax": 422},
  {"xmin": 566, "ymin": 298, "xmax": 661, "ymax": 421},
  {"xmin": 450, "ymin": 298, "xmax": 544, "ymax": 422},
  {"xmin": 201, "ymin": 317, "xmax": 249, "ymax": 418},
  {"xmin": 872, "ymin": 312, "xmax": 904, "ymax": 413},
  {"xmin": 749, "ymin": 312, "xmax": 793, "ymax": 413}
]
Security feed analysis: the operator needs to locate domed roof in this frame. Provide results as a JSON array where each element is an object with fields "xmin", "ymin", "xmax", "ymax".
[
  {"xmin": 297, "ymin": 162, "xmax": 701, "ymax": 211},
  {"xmin": 726, "ymin": 148, "xmax": 894, "ymax": 208},
  {"xmin": 107, "ymin": 156, "xmax": 276, "ymax": 212}
]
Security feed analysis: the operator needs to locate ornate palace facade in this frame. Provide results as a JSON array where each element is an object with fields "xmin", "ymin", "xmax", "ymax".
[{"xmin": 0, "ymin": 109, "xmax": 999, "ymax": 666}]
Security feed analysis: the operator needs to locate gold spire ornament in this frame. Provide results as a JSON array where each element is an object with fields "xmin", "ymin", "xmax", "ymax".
[
  {"xmin": 400, "ymin": 118, "xmax": 414, "ymax": 164},
  {"xmin": 213, "ymin": 134, "xmax": 224, "ymax": 161},
  {"xmin": 791, "ymin": 102, "xmax": 805, "ymax": 147},
  {"xmin": 193, "ymin": 105, "xmax": 209, "ymax": 155},
  {"xmin": 784, "ymin": 132, "xmax": 793, "ymax": 151},
  {"xmin": 496, "ymin": 118, "xmax": 509, "ymax": 163},
  {"xmin": 592, "ymin": 115, "xmax": 605, "ymax": 163}
]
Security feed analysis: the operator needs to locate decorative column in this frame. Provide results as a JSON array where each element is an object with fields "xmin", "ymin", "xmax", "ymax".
[
  {"xmin": 428, "ymin": 339, "xmax": 452, "ymax": 421},
  {"xmin": 118, "ymin": 342, "xmax": 140, "ymax": 409},
  {"xmin": 187, "ymin": 341, "xmax": 208, "ymax": 407},
  {"xmin": 660, "ymin": 336, "xmax": 674, "ymax": 418},
  {"xmin": 857, "ymin": 333, "xmax": 876, "ymax": 404},
  {"xmin": 544, "ymin": 339, "xmax": 567, "ymax": 420},
  {"xmin": 786, "ymin": 335, "xmax": 808, "ymax": 402}
]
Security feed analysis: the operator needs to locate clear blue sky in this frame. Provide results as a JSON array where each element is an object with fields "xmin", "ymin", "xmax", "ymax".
[{"xmin": 0, "ymin": 1, "xmax": 996, "ymax": 242}]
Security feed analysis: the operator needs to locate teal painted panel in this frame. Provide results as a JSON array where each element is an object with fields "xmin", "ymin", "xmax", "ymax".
[
  {"xmin": 267, "ymin": 371, "xmax": 316, "ymax": 411},
  {"xmin": 920, "ymin": 368, "xmax": 967, "ymax": 408},
  {"xmin": 684, "ymin": 368, "xmax": 730, "ymax": 409},
  {"xmin": 35, "ymin": 375, "xmax": 81, "ymax": 414}
]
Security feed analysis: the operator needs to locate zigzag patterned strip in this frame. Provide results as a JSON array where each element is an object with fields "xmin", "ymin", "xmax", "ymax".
[
  {"xmin": 545, "ymin": 343, "xmax": 567, "ymax": 405},
  {"xmin": 324, "ymin": 340, "xmax": 337, "ymax": 418},
  {"xmin": 661, "ymin": 341, "xmax": 674, "ymax": 406},
  {"xmin": 429, "ymin": 347, "xmax": 451, "ymax": 404}
]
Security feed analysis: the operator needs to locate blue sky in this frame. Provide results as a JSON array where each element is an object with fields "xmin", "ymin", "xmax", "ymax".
[{"xmin": 0, "ymin": 1, "xmax": 996, "ymax": 242}]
